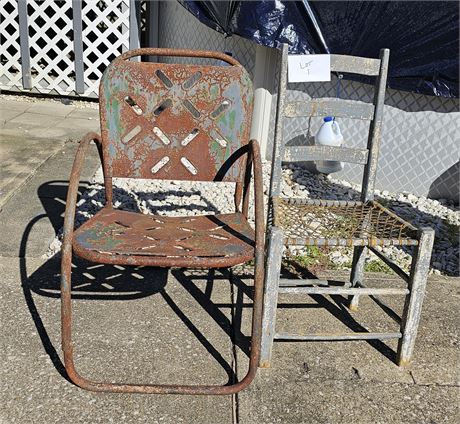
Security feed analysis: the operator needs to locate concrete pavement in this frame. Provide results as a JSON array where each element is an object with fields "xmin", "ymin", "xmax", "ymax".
[
  {"xmin": 0, "ymin": 95, "xmax": 99, "ymax": 209},
  {"xmin": 0, "ymin": 95, "xmax": 459, "ymax": 423}
]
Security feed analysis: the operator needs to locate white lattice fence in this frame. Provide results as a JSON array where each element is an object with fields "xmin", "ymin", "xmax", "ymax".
[
  {"xmin": 0, "ymin": 0, "xmax": 22, "ymax": 89},
  {"xmin": 81, "ymin": 0, "xmax": 130, "ymax": 96},
  {"xmin": 0, "ymin": 0, "xmax": 137, "ymax": 97},
  {"xmin": 28, "ymin": 0, "xmax": 75, "ymax": 95}
]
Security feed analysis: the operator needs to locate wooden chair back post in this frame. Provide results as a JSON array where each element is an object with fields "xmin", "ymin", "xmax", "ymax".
[
  {"xmin": 269, "ymin": 43, "xmax": 289, "ymax": 199},
  {"xmin": 361, "ymin": 48, "xmax": 390, "ymax": 201},
  {"xmin": 270, "ymin": 44, "xmax": 390, "ymax": 202}
]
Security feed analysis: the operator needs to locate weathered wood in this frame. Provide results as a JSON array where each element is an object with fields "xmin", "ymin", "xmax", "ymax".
[
  {"xmin": 275, "ymin": 332, "xmax": 402, "ymax": 341},
  {"xmin": 269, "ymin": 44, "xmax": 288, "ymax": 198},
  {"xmin": 259, "ymin": 227, "xmax": 284, "ymax": 368},
  {"xmin": 279, "ymin": 279, "xmax": 343, "ymax": 287},
  {"xmin": 129, "ymin": 0, "xmax": 141, "ymax": 58},
  {"xmin": 264, "ymin": 47, "xmax": 432, "ymax": 367},
  {"xmin": 284, "ymin": 145, "xmax": 369, "ymax": 165},
  {"xmin": 331, "ymin": 54, "xmax": 381, "ymax": 76},
  {"xmin": 278, "ymin": 285, "xmax": 408, "ymax": 295},
  {"xmin": 285, "ymin": 98, "xmax": 375, "ymax": 120},
  {"xmin": 17, "ymin": 0, "xmax": 31, "ymax": 90},
  {"xmin": 397, "ymin": 228, "xmax": 435, "ymax": 366},
  {"xmin": 72, "ymin": 0, "xmax": 85, "ymax": 94},
  {"xmin": 361, "ymin": 49, "xmax": 390, "ymax": 201},
  {"xmin": 283, "ymin": 236, "xmax": 418, "ymax": 248}
]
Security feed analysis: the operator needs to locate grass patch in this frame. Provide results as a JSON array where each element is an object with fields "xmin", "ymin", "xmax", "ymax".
[
  {"xmin": 291, "ymin": 249, "xmax": 394, "ymax": 275},
  {"xmin": 364, "ymin": 260, "xmax": 393, "ymax": 274},
  {"xmin": 293, "ymin": 246, "xmax": 329, "ymax": 267},
  {"xmin": 377, "ymin": 198, "xmax": 391, "ymax": 208}
]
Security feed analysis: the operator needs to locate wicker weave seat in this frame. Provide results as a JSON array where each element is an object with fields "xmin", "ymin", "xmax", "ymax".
[{"xmin": 273, "ymin": 197, "xmax": 418, "ymax": 247}]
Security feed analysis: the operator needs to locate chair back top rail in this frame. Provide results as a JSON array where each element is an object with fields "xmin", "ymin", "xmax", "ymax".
[
  {"xmin": 330, "ymin": 54, "xmax": 381, "ymax": 76},
  {"xmin": 285, "ymin": 98, "xmax": 375, "ymax": 120},
  {"xmin": 284, "ymin": 145, "xmax": 369, "ymax": 165},
  {"xmin": 115, "ymin": 48, "xmax": 240, "ymax": 66}
]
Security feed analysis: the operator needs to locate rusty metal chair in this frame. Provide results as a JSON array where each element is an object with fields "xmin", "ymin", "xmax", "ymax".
[
  {"xmin": 260, "ymin": 45, "xmax": 435, "ymax": 368},
  {"xmin": 61, "ymin": 48, "xmax": 264, "ymax": 394}
]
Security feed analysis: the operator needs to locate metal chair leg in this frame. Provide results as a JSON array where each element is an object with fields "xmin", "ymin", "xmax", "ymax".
[
  {"xmin": 397, "ymin": 228, "xmax": 435, "ymax": 366},
  {"xmin": 61, "ymin": 246, "xmax": 265, "ymax": 395},
  {"xmin": 259, "ymin": 227, "xmax": 284, "ymax": 368},
  {"xmin": 349, "ymin": 246, "xmax": 366, "ymax": 311}
]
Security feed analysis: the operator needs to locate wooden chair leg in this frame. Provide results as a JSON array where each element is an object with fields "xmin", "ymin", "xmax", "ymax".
[
  {"xmin": 349, "ymin": 246, "xmax": 366, "ymax": 311},
  {"xmin": 397, "ymin": 228, "xmax": 435, "ymax": 366},
  {"xmin": 259, "ymin": 227, "xmax": 284, "ymax": 368}
]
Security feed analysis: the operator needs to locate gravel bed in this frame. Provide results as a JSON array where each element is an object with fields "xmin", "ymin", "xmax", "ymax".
[{"xmin": 47, "ymin": 163, "xmax": 459, "ymax": 276}]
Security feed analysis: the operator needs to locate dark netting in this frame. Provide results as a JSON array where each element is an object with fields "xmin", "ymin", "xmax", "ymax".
[{"xmin": 180, "ymin": 0, "xmax": 459, "ymax": 98}]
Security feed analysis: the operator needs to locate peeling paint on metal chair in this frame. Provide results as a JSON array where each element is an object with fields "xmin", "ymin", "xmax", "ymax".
[{"xmin": 61, "ymin": 48, "xmax": 265, "ymax": 394}]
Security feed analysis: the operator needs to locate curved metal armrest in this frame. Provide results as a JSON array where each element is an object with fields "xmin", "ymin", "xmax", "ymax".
[{"xmin": 62, "ymin": 132, "xmax": 102, "ymax": 251}]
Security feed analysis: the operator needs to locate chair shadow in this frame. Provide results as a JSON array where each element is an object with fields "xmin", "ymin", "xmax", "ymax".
[
  {"xmin": 19, "ymin": 181, "xmax": 246, "ymax": 386},
  {"xmin": 218, "ymin": 262, "xmax": 397, "ymax": 363},
  {"xmin": 279, "ymin": 259, "xmax": 397, "ymax": 362}
]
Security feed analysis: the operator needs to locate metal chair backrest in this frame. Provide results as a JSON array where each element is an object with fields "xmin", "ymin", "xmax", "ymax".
[
  {"xmin": 271, "ymin": 45, "xmax": 389, "ymax": 202},
  {"xmin": 99, "ymin": 48, "xmax": 254, "ymax": 184}
]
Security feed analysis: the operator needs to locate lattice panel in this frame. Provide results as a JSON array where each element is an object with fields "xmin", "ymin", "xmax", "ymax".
[
  {"xmin": 0, "ymin": 0, "xmax": 22, "ymax": 89},
  {"xmin": 82, "ymin": 0, "xmax": 130, "ymax": 96},
  {"xmin": 27, "ymin": 0, "xmax": 74, "ymax": 95},
  {"xmin": 0, "ymin": 0, "xmax": 133, "ymax": 97}
]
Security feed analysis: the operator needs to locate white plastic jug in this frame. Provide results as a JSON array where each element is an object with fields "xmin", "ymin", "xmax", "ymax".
[{"xmin": 315, "ymin": 116, "xmax": 344, "ymax": 174}]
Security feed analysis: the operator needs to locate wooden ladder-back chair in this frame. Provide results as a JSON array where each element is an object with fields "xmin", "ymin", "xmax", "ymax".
[
  {"xmin": 260, "ymin": 44, "xmax": 434, "ymax": 368},
  {"xmin": 61, "ymin": 48, "xmax": 264, "ymax": 395}
]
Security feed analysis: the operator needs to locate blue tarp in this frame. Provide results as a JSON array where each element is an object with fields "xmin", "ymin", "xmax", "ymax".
[{"xmin": 180, "ymin": 1, "xmax": 459, "ymax": 98}]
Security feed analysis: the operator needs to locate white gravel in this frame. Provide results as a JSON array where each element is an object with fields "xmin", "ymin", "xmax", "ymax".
[{"xmin": 47, "ymin": 162, "xmax": 459, "ymax": 276}]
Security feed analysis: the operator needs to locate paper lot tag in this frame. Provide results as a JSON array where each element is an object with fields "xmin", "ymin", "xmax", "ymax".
[{"xmin": 288, "ymin": 54, "xmax": 331, "ymax": 83}]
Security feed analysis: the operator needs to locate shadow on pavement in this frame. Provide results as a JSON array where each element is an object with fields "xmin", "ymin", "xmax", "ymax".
[{"xmin": 18, "ymin": 181, "xmax": 246, "ymax": 387}]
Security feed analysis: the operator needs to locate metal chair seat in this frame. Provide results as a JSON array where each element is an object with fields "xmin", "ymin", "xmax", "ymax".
[
  {"xmin": 273, "ymin": 197, "xmax": 418, "ymax": 247},
  {"xmin": 73, "ymin": 208, "xmax": 255, "ymax": 267}
]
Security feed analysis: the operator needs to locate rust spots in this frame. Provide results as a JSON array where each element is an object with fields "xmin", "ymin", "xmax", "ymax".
[
  {"xmin": 100, "ymin": 59, "xmax": 253, "ymax": 182},
  {"xmin": 73, "ymin": 208, "xmax": 255, "ymax": 266}
]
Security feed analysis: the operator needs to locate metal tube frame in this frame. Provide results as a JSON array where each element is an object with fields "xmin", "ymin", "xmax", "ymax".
[{"xmin": 61, "ymin": 102, "xmax": 265, "ymax": 392}]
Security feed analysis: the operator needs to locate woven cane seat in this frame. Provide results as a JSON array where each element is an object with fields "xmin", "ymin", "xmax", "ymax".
[{"xmin": 273, "ymin": 197, "xmax": 418, "ymax": 247}]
